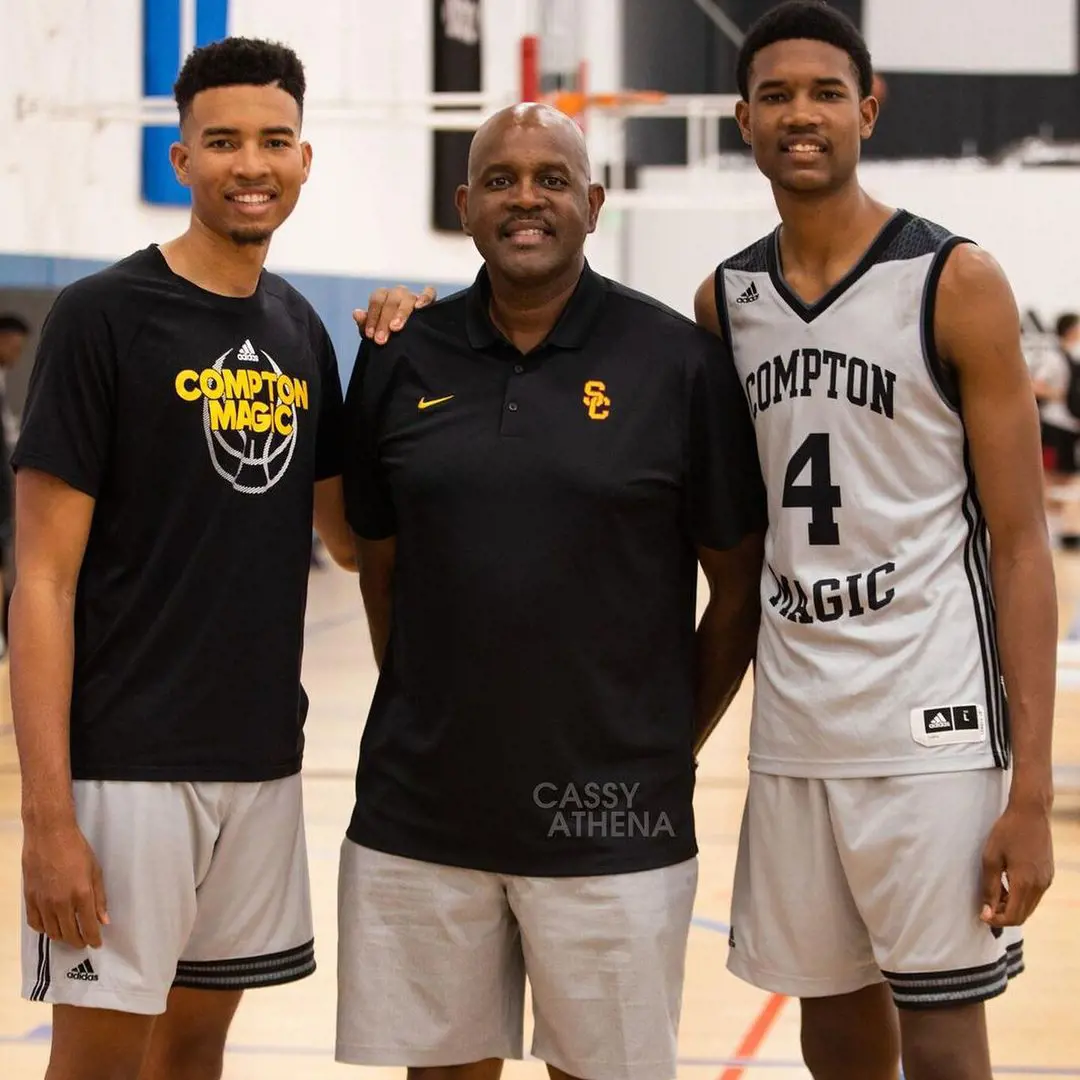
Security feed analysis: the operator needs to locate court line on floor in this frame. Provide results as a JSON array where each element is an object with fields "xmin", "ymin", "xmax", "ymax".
[
  {"xmin": 4, "ymin": 1030, "xmax": 1078, "ymax": 1077},
  {"xmin": 717, "ymin": 994, "xmax": 789, "ymax": 1080},
  {"xmin": 683, "ymin": 915, "xmax": 789, "ymax": 1080}
]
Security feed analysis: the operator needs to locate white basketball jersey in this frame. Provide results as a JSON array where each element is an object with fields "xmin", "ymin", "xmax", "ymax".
[{"xmin": 717, "ymin": 210, "xmax": 1008, "ymax": 778}]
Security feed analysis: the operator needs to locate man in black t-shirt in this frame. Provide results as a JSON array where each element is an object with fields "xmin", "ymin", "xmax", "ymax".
[
  {"xmin": 335, "ymin": 104, "xmax": 767, "ymax": 1080},
  {"xmin": 10, "ymin": 38, "xmax": 378, "ymax": 1080}
]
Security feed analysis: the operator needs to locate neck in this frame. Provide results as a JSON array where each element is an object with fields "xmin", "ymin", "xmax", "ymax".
[
  {"xmin": 773, "ymin": 180, "xmax": 891, "ymax": 269},
  {"xmin": 487, "ymin": 255, "xmax": 584, "ymax": 353},
  {"xmin": 158, "ymin": 215, "xmax": 270, "ymax": 297}
]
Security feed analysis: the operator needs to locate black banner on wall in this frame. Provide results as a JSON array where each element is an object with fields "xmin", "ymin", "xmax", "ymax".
[{"xmin": 432, "ymin": 0, "xmax": 483, "ymax": 232}]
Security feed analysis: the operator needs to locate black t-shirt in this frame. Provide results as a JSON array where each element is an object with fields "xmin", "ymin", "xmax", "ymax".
[
  {"xmin": 12, "ymin": 246, "xmax": 344, "ymax": 781},
  {"xmin": 342, "ymin": 263, "xmax": 766, "ymax": 876}
]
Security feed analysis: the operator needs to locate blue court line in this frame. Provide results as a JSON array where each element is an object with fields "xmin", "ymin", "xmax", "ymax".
[{"xmin": 692, "ymin": 914, "xmax": 731, "ymax": 935}]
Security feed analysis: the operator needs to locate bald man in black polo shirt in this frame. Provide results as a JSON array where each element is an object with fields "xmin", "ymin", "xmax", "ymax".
[{"xmin": 335, "ymin": 104, "xmax": 766, "ymax": 1080}]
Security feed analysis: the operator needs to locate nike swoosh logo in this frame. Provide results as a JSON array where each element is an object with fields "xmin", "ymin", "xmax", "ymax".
[{"xmin": 418, "ymin": 395, "xmax": 454, "ymax": 410}]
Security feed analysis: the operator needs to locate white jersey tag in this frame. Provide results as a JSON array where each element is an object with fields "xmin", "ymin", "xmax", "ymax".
[{"xmin": 910, "ymin": 704, "xmax": 986, "ymax": 748}]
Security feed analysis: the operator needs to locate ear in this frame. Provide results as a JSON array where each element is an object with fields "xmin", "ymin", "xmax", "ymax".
[
  {"xmin": 859, "ymin": 94, "xmax": 879, "ymax": 140},
  {"xmin": 454, "ymin": 184, "xmax": 471, "ymax": 235},
  {"xmin": 300, "ymin": 141, "xmax": 313, "ymax": 184},
  {"xmin": 734, "ymin": 100, "xmax": 752, "ymax": 145},
  {"xmin": 586, "ymin": 183, "xmax": 606, "ymax": 234},
  {"xmin": 169, "ymin": 140, "xmax": 191, "ymax": 187}
]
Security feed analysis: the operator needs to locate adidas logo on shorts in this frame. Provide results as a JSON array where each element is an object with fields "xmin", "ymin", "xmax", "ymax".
[{"xmin": 66, "ymin": 959, "xmax": 98, "ymax": 982}]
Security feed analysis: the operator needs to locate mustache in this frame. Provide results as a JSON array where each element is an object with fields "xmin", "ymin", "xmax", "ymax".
[{"xmin": 498, "ymin": 215, "xmax": 555, "ymax": 236}]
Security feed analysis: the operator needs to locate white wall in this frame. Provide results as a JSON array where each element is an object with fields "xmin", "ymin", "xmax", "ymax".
[
  {"xmin": 864, "ymin": 0, "xmax": 1077, "ymax": 74},
  {"xmin": 617, "ymin": 158, "xmax": 1080, "ymax": 323},
  {"xmin": 0, "ymin": 0, "xmax": 621, "ymax": 286}
]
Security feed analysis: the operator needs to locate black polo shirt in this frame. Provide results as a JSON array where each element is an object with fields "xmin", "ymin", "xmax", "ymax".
[{"xmin": 342, "ymin": 262, "xmax": 765, "ymax": 876}]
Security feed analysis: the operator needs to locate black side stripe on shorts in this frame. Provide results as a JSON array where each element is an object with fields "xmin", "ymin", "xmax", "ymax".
[
  {"xmin": 30, "ymin": 933, "xmax": 51, "ymax": 1002},
  {"xmin": 882, "ymin": 949, "xmax": 1018, "ymax": 1010},
  {"xmin": 173, "ymin": 939, "xmax": 315, "ymax": 991},
  {"xmin": 1006, "ymin": 939, "xmax": 1025, "ymax": 979},
  {"xmin": 960, "ymin": 451, "xmax": 1008, "ymax": 768}
]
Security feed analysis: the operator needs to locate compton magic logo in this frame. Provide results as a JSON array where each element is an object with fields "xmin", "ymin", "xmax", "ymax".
[{"xmin": 174, "ymin": 339, "xmax": 310, "ymax": 494}]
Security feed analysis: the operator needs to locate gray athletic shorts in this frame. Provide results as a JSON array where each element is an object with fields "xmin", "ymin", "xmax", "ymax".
[
  {"xmin": 727, "ymin": 768, "xmax": 1024, "ymax": 1009},
  {"xmin": 335, "ymin": 841, "xmax": 698, "ymax": 1080},
  {"xmin": 21, "ymin": 774, "xmax": 314, "ymax": 1015}
]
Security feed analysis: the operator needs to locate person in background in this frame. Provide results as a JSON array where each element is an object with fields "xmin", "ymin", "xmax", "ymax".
[
  {"xmin": 0, "ymin": 312, "xmax": 31, "ymax": 652},
  {"xmin": 1030, "ymin": 312, "xmax": 1080, "ymax": 547}
]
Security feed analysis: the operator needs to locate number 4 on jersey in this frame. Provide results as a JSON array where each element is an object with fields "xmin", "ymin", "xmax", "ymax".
[{"xmin": 782, "ymin": 433, "xmax": 841, "ymax": 545}]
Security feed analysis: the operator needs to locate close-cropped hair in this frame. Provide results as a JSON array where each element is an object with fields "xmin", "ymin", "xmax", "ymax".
[
  {"xmin": 736, "ymin": 1, "xmax": 874, "ymax": 100},
  {"xmin": 173, "ymin": 36, "xmax": 306, "ymax": 123}
]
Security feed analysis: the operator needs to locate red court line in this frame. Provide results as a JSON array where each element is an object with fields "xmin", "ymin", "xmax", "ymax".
[{"xmin": 717, "ymin": 993, "xmax": 789, "ymax": 1080}]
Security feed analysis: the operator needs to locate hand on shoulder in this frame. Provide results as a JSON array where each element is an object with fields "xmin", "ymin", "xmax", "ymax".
[{"xmin": 353, "ymin": 285, "xmax": 437, "ymax": 344}]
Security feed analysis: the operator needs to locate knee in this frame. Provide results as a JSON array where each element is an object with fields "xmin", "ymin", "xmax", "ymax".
[
  {"xmin": 800, "ymin": 990, "xmax": 900, "ymax": 1080},
  {"xmin": 143, "ymin": 1034, "xmax": 227, "ymax": 1080},
  {"xmin": 801, "ymin": 1026, "xmax": 898, "ymax": 1080},
  {"xmin": 898, "ymin": 1000, "xmax": 992, "ymax": 1080},
  {"xmin": 901, "ymin": 1020, "xmax": 985, "ymax": 1080}
]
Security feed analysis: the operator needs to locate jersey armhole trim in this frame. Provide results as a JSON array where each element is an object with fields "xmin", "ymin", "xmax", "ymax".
[
  {"xmin": 920, "ymin": 236, "xmax": 972, "ymax": 413},
  {"xmin": 713, "ymin": 267, "xmax": 733, "ymax": 346}
]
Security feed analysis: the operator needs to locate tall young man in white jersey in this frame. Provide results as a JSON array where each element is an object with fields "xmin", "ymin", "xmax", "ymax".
[
  {"xmin": 7, "ymin": 37, "xmax": 420, "ymax": 1080},
  {"xmin": 694, "ymin": 3, "xmax": 1056, "ymax": 1079}
]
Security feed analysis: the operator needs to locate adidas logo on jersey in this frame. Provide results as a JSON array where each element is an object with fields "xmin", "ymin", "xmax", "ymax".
[
  {"xmin": 921, "ymin": 705, "xmax": 981, "ymax": 735},
  {"xmin": 238, "ymin": 339, "xmax": 259, "ymax": 363},
  {"xmin": 913, "ymin": 704, "xmax": 984, "ymax": 748},
  {"xmin": 66, "ymin": 959, "xmax": 98, "ymax": 982},
  {"xmin": 735, "ymin": 282, "xmax": 759, "ymax": 304}
]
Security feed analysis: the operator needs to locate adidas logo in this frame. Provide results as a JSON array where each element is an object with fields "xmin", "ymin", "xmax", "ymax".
[
  {"xmin": 735, "ymin": 282, "xmax": 759, "ymax": 304},
  {"xmin": 926, "ymin": 711, "xmax": 952, "ymax": 730},
  {"xmin": 66, "ymin": 959, "xmax": 98, "ymax": 982},
  {"xmin": 238, "ymin": 339, "xmax": 259, "ymax": 363}
]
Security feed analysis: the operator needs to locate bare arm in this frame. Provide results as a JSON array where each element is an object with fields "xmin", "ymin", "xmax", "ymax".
[
  {"xmin": 356, "ymin": 536, "xmax": 396, "ymax": 668},
  {"xmin": 10, "ymin": 467, "xmax": 108, "ymax": 948},
  {"xmin": 694, "ymin": 533, "xmax": 764, "ymax": 753},
  {"xmin": 693, "ymin": 271, "xmax": 724, "ymax": 338},
  {"xmin": 936, "ymin": 243, "xmax": 1056, "ymax": 924},
  {"xmin": 313, "ymin": 476, "xmax": 358, "ymax": 571}
]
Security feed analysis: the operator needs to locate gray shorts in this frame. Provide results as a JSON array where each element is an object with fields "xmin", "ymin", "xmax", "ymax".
[
  {"xmin": 335, "ymin": 841, "xmax": 698, "ymax": 1080},
  {"xmin": 21, "ymin": 774, "xmax": 314, "ymax": 1015},
  {"xmin": 727, "ymin": 768, "xmax": 1024, "ymax": 1008}
]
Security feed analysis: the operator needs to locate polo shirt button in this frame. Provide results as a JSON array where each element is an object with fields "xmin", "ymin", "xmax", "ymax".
[
  {"xmin": 514, "ymin": 364, "xmax": 524, "ymax": 374},
  {"xmin": 508, "ymin": 402, "xmax": 519, "ymax": 412}
]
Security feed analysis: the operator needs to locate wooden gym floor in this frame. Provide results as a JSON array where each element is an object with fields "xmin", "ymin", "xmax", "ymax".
[{"xmin": 1, "ymin": 552, "xmax": 1078, "ymax": 1078}]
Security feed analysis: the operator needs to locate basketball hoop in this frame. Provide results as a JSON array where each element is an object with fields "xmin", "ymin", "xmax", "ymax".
[{"xmin": 541, "ymin": 89, "xmax": 669, "ymax": 125}]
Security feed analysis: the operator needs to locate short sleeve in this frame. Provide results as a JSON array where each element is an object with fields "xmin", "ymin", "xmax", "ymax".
[
  {"xmin": 313, "ymin": 318, "xmax": 345, "ymax": 481},
  {"xmin": 342, "ymin": 339, "xmax": 396, "ymax": 540},
  {"xmin": 685, "ymin": 334, "xmax": 767, "ymax": 550},
  {"xmin": 11, "ymin": 286, "xmax": 118, "ymax": 498}
]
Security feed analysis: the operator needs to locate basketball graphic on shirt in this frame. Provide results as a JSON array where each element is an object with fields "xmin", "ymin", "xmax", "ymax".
[{"xmin": 173, "ymin": 339, "xmax": 311, "ymax": 495}]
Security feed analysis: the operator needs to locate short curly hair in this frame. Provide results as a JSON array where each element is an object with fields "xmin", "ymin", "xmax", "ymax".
[
  {"xmin": 737, "ymin": 1, "xmax": 874, "ymax": 101},
  {"xmin": 173, "ymin": 36, "xmax": 306, "ymax": 124}
]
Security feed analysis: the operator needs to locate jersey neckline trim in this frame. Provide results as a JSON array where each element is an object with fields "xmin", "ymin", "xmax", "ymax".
[{"xmin": 766, "ymin": 209, "xmax": 912, "ymax": 324}]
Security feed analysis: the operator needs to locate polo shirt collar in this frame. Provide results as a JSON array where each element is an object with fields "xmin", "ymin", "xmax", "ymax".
[{"xmin": 465, "ymin": 260, "xmax": 606, "ymax": 352}]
